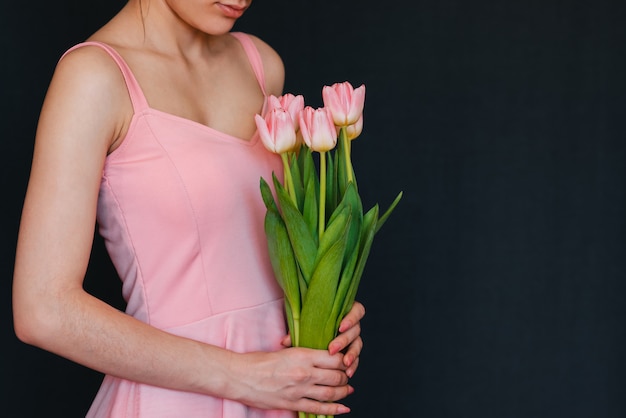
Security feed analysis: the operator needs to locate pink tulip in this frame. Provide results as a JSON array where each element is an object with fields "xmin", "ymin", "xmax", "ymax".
[
  {"xmin": 298, "ymin": 106, "xmax": 338, "ymax": 152},
  {"xmin": 267, "ymin": 93, "xmax": 305, "ymax": 131},
  {"xmin": 255, "ymin": 109, "xmax": 297, "ymax": 154},
  {"xmin": 345, "ymin": 114, "xmax": 364, "ymax": 140},
  {"xmin": 322, "ymin": 81, "xmax": 366, "ymax": 127}
]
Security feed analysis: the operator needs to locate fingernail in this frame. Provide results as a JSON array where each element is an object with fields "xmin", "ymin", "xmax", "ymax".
[
  {"xmin": 337, "ymin": 405, "xmax": 351, "ymax": 414},
  {"xmin": 338, "ymin": 321, "xmax": 351, "ymax": 333},
  {"xmin": 344, "ymin": 354, "xmax": 353, "ymax": 367}
]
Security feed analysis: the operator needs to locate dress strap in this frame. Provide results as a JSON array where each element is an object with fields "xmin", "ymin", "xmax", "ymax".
[
  {"xmin": 60, "ymin": 41, "xmax": 150, "ymax": 112},
  {"xmin": 230, "ymin": 32, "xmax": 267, "ymax": 97}
]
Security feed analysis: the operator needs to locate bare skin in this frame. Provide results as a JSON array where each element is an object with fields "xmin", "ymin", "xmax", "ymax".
[{"xmin": 12, "ymin": 0, "xmax": 364, "ymax": 415}]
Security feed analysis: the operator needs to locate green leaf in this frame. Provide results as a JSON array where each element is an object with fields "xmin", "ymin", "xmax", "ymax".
[
  {"xmin": 325, "ymin": 242, "xmax": 359, "ymax": 340},
  {"xmin": 301, "ymin": 147, "xmax": 320, "ymax": 243},
  {"xmin": 335, "ymin": 133, "xmax": 349, "ymax": 198},
  {"xmin": 272, "ymin": 174, "xmax": 317, "ymax": 283},
  {"xmin": 296, "ymin": 145, "xmax": 308, "ymax": 177},
  {"xmin": 376, "ymin": 190, "xmax": 403, "ymax": 233},
  {"xmin": 335, "ymin": 129, "xmax": 357, "ymax": 197},
  {"xmin": 299, "ymin": 206, "xmax": 352, "ymax": 349},
  {"xmin": 325, "ymin": 153, "xmax": 337, "ymax": 217},
  {"xmin": 260, "ymin": 177, "xmax": 278, "ymax": 212},
  {"xmin": 338, "ymin": 204, "xmax": 379, "ymax": 323},
  {"xmin": 302, "ymin": 147, "xmax": 319, "ymax": 199},
  {"xmin": 284, "ymin": 298, "xmax": 295, "ymax": 343},
  {"xmin": 302, "ymin": 178, "xmax": 318, "ymax": 240},
  {"xmin": 264, "ymin": 208, "xmax": 301, "ymax": 317},
  {"xmin": 337, "ymin": 183, "xmax": 363, "ymax": 269},
  {"xmin": 313, "ymin": 204, "xmax": 351, "ymax": 268},
  {"xmin": 298, "ymin": 267, "xmax": 308, "ymax": 301},
  {"xmin": 331, "ymin": 148, "xmax": 340, "ymax": 209},
  {"xmin": 288, "ymin": 153, "xmax": 305, "ymax": 212}
]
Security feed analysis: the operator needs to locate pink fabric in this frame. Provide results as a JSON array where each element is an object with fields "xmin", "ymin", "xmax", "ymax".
[{"xmin": 62, "ymin": 33, "xmax": 294, "ymax": 417}]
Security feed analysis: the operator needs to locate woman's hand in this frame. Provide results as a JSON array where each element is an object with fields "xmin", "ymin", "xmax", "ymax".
[
  {"xmin": 281, "ymin": 301, "xmax": 365, "ymax": 378},
  {"xmin": 229, "ymin": 347, "xmax": 353, "ymax": 415}
]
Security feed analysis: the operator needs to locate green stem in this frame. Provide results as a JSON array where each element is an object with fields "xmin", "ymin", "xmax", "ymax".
[
  {"xmin": 293, "ymin": 316, "xmax": 300, "ymax": 347},
  {"xmin": 340, "ymin": 128, "xmax": 354, "ymax": 184},
  {"xmin": 318, "ymin": 151, "xmax": 327, "ymax": 240},
  {"xmin": 281, "ymin": 152, "xmax": 297, "ymax": 205}
]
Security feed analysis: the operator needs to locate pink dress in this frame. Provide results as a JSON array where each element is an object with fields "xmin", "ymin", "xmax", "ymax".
[{"xmin": 63, "ymin": 33, "xmax": 295, "ymax": 418}]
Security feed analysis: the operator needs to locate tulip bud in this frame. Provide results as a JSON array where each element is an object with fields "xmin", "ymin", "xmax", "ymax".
[
  {"xmin": 298, "ymin": 106, "xmax": 338, "ymax": 152},
  {"xmin": 322, "ymin": 81, "xmax": 366, "ymax": 127},
  {"xmin": 300, "ymin": 106, "xmax": 337, "ymax": 152},
  {"xmin": 255, "ymin": 109, "xmax": 297, "ymax": 154},
  {"xmin": 267, "ymin": 94, "xmax": 305, "ymax": 131},
  {"xmin": 279, "ymin": 94, "xmax": 305, "ymax": 131}
]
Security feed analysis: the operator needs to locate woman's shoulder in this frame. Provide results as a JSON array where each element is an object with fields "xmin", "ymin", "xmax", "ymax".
[
  {"xmin": 52, "ymin": 42, "xmax": 132, "ymax": 112},
  {"xmin": 236, "ymin": 33, "xmax": 285, "ymax": 96},
  {"xmin": 55, "ymin": 42, "xmax": 127, "ymax": 91},
  {"xmin": 45, "ymin": 42, "xmax": 133, "ymax": 150}
]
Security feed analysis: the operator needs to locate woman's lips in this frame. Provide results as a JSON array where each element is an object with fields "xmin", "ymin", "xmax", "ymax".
[{"xmin": 217, "ymin": 3, "xmax": 247, "ymax": 19}]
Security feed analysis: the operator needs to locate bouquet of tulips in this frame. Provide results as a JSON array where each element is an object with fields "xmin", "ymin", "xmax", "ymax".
[{"xmin": 255, "ymin": 81, "xmax": 402, "ymax": 417}]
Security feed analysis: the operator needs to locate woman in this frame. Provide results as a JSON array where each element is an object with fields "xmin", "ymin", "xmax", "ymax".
[{"xmin": 12, "ymin": 0, "xmax": 365, "ymax": 416}]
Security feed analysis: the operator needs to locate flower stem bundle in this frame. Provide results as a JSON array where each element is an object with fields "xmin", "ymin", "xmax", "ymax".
[{"xmin": 256, "ymin": 82, "xmax": 402, "ymax": 417}]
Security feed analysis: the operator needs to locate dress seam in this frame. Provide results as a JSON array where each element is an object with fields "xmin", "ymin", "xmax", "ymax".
[
  {"xmin": 144, "ymin": 116, "xmax": 215, "ymax": 316},
  {"xmin": 162, "ymin": 297, "xmax": 285, "ymax": 333},
  {"xmin": 99, "ymin": 175, "xmax": 151, "ymax": 324}
]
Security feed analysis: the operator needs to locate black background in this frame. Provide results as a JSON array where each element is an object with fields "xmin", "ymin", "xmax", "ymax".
[{"xmin": 2, "ymin": 1, "xmax": 625, "ymax": 417}]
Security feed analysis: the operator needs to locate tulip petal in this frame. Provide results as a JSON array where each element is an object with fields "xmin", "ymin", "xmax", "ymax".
[
  {"xmin": 322, "ymin": 82, "xmax": 366, "ymax": 127},
  {"xmin": 347, "ymin": 84, "xmax": 366, "ymax": 125},
  {"xmin": 256, "ymin": 109, "xmax": 297, "ymax": 154},
  {"xmin": 298, "ymin": 107, "xmax": 313, "ymax": 148},
  {"xmin": 322, "ymin": 85, "xmax": 345, "ymax": 125},
  {"xmin": 299, "ymin": 106, "xmax": 337, "ymax": 152},
  {"xmin": 346, "ymin": 114, "xmax": 364, "ymax": 141},
  {"xmin": 255, "ymin": 114, "xmax": 275, "ymax": 153}
]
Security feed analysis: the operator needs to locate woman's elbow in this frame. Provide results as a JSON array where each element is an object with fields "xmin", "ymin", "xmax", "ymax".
[{"xmin": 12, "ymin": 289, "xmax": 63, "ymax": 348}]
